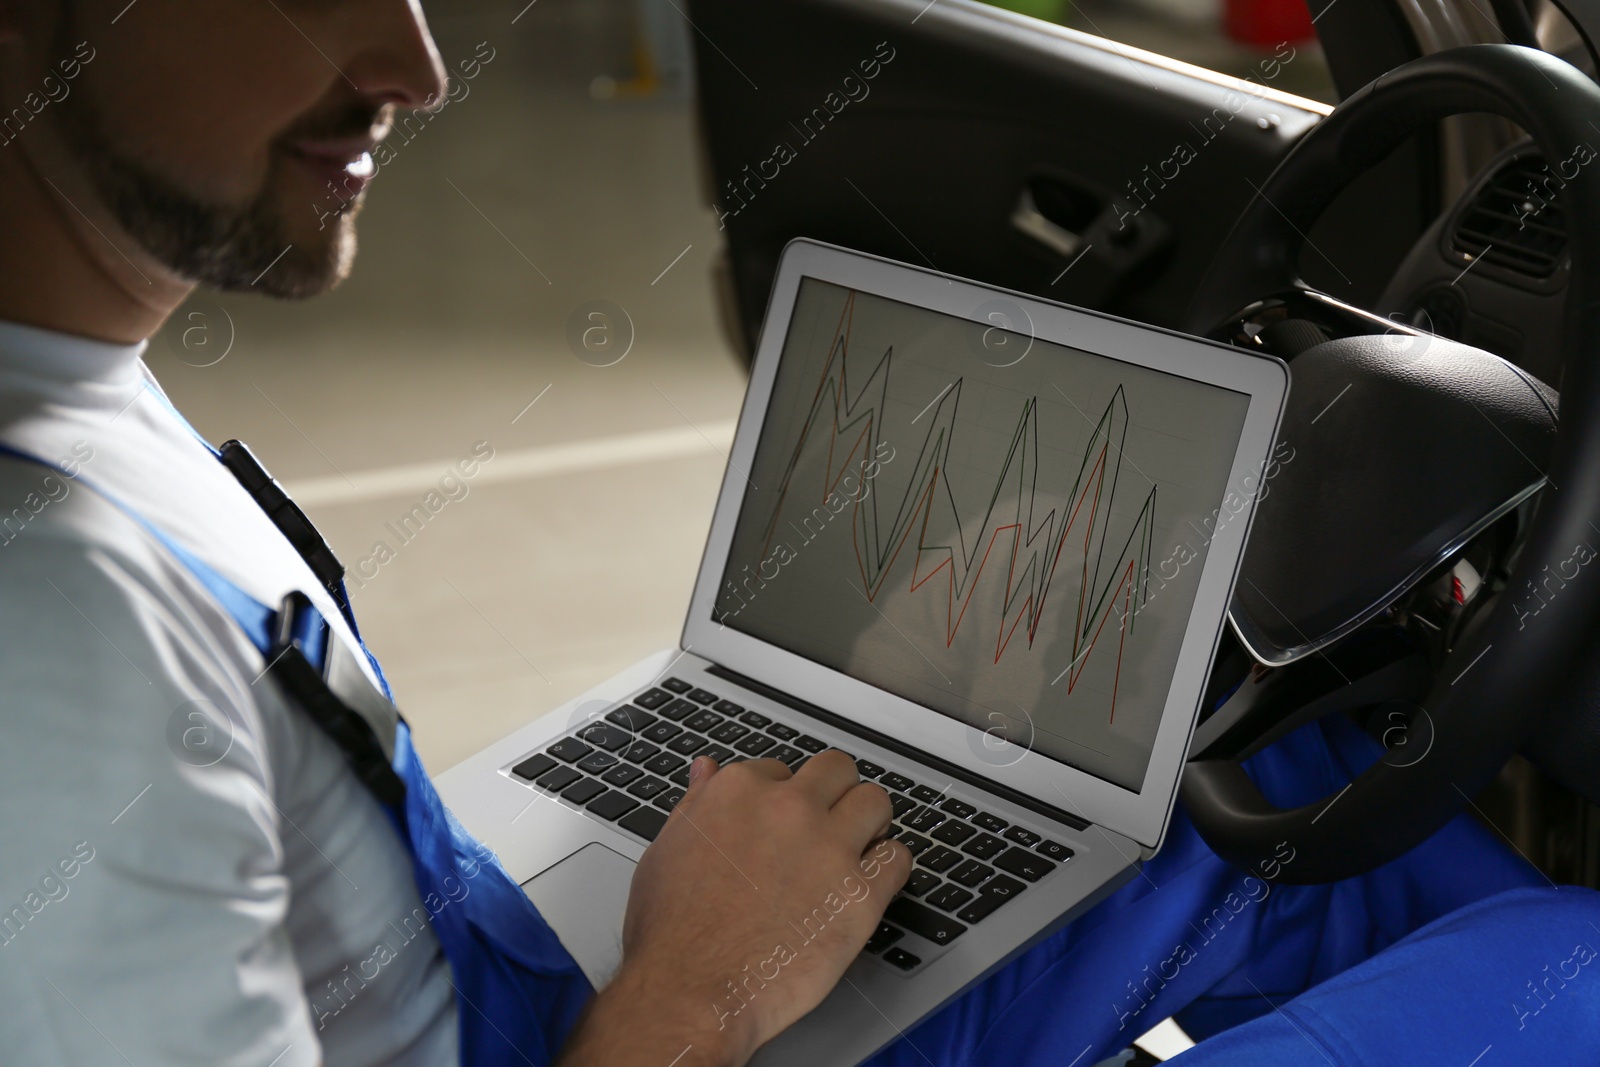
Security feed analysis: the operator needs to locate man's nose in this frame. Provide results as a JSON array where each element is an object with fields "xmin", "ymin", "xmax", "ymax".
[{"xmin": 343, "ymin": 0, "xmax": 450, "ymax": 110}]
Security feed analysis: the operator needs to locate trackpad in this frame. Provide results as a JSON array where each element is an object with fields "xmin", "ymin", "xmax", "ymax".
[{"xmin": 521, "ymin": 842, "xmax": 635, "ymax": 989}]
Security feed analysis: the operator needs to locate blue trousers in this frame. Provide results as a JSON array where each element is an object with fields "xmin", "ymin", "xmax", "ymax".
[{"xmin": 865, "ymin": 715, "xmax": 1600, "ymax": 1065}]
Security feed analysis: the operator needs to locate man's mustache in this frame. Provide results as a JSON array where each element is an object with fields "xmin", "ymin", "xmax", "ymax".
[{"xmin": 278, "ymin": 103, "xmax": 394, "ymax": 146}]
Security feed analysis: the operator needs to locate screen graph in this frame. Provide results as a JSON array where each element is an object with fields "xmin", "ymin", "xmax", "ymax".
[{"xmin": 718, "ymin": 279, "xmax": 1250, "ymax": 790}]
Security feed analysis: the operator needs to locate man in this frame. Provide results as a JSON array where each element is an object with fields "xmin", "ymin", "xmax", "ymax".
[
  {"xmin": 0, "ymin": 3, "xmax": 1593, "ymax": 1065},
  {"xmin": 0, "ymin": 2, "xmax": 916, "ymax": 1064}
]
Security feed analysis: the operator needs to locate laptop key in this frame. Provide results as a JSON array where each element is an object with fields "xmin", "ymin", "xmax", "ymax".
[
  {"xmin": 511, "ymin": 753, "xmax": 557, "ymax": 781},
  {"xmin": 955, "ymin": 874, "xmax": 1027, "ymax": 924},
  {"xmin": 931, "ymin": 820, "xmax": 976, "ymax": 846},
  {"xmin": 919, "ymin": 845, "xmax": 962, "ymax": 873},
  {"xmin": 885, "ymin": 898, "xmax": 967, "ymax": 945},
  {"xmin": 621, "ymin": 740, "xmax": 660, "ymax": 764},
  {"xmin": 949, "ymin": 860, "xmax": 995, "ymax": 888},
  {"xmin": 962, "ymin": 833, "xmax": 1007, "ymax": 860},
  {"xmin": 575, "ymin": 723, "xmax": 633, "ymax": 752},
  {"xmin": 658, "ymin": 698, "xmax": 699, "ymax": 721},
  {"xmin": 627, "ymin": 776, "xmax": 670, "ymax": 799},
  {"xmin": 898, "ymin": 832, "xmax": 933, "ymax": 857},
  {"xmin": 880, "ymin": 772, "xmax": 915, "ymax": 792},
  {"xmin": 535, "ymin": 766, "xmax": 581, "ymax": 792},
  {"xmin": 926, "ymin": 884, "xmax": 974, "ymax": 912},
  {"xmin": 910, "ymin": 785, "xmax": 944, "ymax": 804},
  {"xmin": 685, "ymin": 709, "xmax": 723, "ymax": 733},
  {"xmin": 863, "ymin": 922, "xmax": 904, "ymax": 954},
  {"xmin": 547, "ymin": 737, "xmax": 593, "ymax": 763},
  {"xmin": 905, "ymin": 870, "xmax": 940, "ymax": 897},
  {"xmin": 687, "ymin": 688, "xmax": 719, "ymax": 705},
  {"xmin": 661, "ymin": 677, "xmax": 692, "ymax": 694},
  {"xmin": 670, "ymin": 765, "xmax": 692, "ymax": 786},
  {"xmin": 699, "ymin": 743, "xmax": 735, "ymax": 764},
  {"xmin": 890, "ymin": 794, "xmax": 917, "ymax": 819},
  {"xmin": 587, "ymin": 790, "xmax": 640, "ymax": 821},
  {"xmin": 709, "ymin": 721, "xmax": 750, "ymax": 744},
  {"xmin": 737, "ymin": 709, "xmax": 768, "ymax": 727},
  {"xmin": 767, "ymin": 744, "xmax": 803, "ymax": 765},
  {"xmin": 882, "ymin": 947, "xmax": 922, "ymax": 971},
  {"xmin": 653, "ymin": 788, "xmax": 686, "ymax": 810},
  {"xmin": 577, "ymin": 751, "xmax": 619, "ymax": 774},
  {"xmin": 735, "ymin": 733, "xmax": 775, "ymax": 756},
  {"xmin": 1036, "ymin": 839, "xmax": 1074, "ymax": 862},
  {"xmin": 972, "ymin": 812, "xmax": 1008, "ymax": 834},
  {"xmin": 619, "ymin": 805, "xmax": 669, "ymax": 842},
  {"xmin": 939, "ymin": 798, "xmax": 977, "ymax": 820},
  {"xmin": 602, "ymin": 764, "xmax": 644, "ymax": 787},
  {"xmin": 641, "ymin": 721, "xmax": 682, "ymax": 744},
  {"xmin": 1002, "ymin": 826, "xmax": 1042, "ymax": 848},
  {"xmin": 794, "ymin": 735, "xmax": 827, "ymax": 753},
  {"xmin": 715, "ymin": 701, "xmax": 747, "ymax": 717},
  {"xmin": 766, "ymin": 723, "xmax": 799, "ymax": 741},
  {"xmin": 903, "ymin": 807, "xmax": 945, "ymax": 833},
  {"xmin": 633, "ymin": 688, "xmax": 673, "ymax": 710},
  {"xmin": 855, "ymin": 759, "xmax": 886, "ymax": 779},
  {"xmin": 994, "ymin": 847, "xmax": 1057, "ymax": 883},
  {"xmin": 562, "ymin": 778, "xmax": 606, "ymax": 805},
  {"xmin": 667, "ymin": 733, "xmax": 708, "ymax": 755},
  {"xmin": 606, "ymin": 705, "xmax": 658, "ymax": 732},
  {"xmin": 643, "ymin": 753, "xmax": 686, "ymax": 777}
]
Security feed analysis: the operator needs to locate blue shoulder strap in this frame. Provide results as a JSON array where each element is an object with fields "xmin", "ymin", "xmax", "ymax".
[
  {"xmin": 135, "ymin": 382, "xmax": 391, "ymax": 696},
  {"xmin": 0, "ymin": 437, "xmax": 282, "ymax": 650}
]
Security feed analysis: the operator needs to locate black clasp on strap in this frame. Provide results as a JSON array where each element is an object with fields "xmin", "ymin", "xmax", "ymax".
[
  {"xmin": 269, "ymin": 592, "xmax": 407, "ymax": 809},
  {"xmin": 220, "ymin": 440, "xmax": 350, "ymax": 617}
]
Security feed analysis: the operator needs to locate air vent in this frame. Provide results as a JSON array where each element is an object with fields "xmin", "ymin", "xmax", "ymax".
[{"xmin": 1450, "ymin": 154, "xmax": 1568, "ymax": 278}]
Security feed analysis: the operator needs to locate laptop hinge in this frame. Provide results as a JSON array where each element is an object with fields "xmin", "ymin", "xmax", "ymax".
[{"xmin": 706, "ymin": 664, "xmax": 1091, "ymax": 833}]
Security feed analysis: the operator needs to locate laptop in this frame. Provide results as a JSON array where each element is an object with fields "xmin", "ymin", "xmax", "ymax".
[{"xmin": 434, "ymin": 238, "xmax": 1288, "ymax": 1064}]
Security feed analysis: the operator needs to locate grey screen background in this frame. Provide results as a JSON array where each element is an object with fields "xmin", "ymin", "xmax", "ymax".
[{"xmin": 716, "ymin": 278, "xmax": 1251, "ymax": 791}]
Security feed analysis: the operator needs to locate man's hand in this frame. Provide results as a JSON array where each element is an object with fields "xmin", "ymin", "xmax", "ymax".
[{"xmin": 556, "ymin": 750, "xmax": 911, "ymax": 1067}]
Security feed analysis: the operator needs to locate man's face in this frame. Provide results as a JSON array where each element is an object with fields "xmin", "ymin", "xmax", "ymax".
[{"xmin": 5, "ymin": 0, "xmax": 445, "ymax": 297}]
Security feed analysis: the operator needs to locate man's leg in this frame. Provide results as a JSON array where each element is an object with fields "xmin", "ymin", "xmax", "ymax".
[
  {"xmin": 1172, "ymin": 884, "xmax": 1600, "ymax": 1065},
  {"xmin": 862, "ymin": 714, "xmax": 1545, "ymax": 1066}
]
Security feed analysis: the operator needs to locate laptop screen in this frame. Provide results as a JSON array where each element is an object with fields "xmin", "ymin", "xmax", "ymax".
[{"xmin": 714, "ymin": 277, "xmax": 1252, "ymax": 791}]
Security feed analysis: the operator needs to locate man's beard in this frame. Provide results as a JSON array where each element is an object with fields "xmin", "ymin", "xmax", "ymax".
[
  {"xmin": 47, "ymin": 27, "xmax": 364, "ymax": 297},
  {"xmin": 63, "ymin": 128, "xmax": 359, "ymax": 298}
]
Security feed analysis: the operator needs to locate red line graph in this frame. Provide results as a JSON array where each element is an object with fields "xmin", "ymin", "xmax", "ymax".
[{"xmin": 749, "ymin": 289, "xmax": 1156, "ymax": 722}]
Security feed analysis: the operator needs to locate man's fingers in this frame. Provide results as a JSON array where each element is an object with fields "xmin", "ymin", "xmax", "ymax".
[
  {"xmin": 791, "ymin": 748, "xmax": 860, "ymax": 807},
  {"xmin": 672, "ymin": 755, "xmax": 720, "ymax": 817},
  {"xmin": 740, "ymin": 757, "xmax": 793, "ymax": 782},
  {"xmin": 861, "ymin": 836, "xmax": 913, "ymax": 897},
  {"xmin": 831, "ymin": 782, "xmax": 894, "ymax": 851}
]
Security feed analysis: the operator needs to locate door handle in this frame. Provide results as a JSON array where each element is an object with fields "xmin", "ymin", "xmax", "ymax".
[{"xmin": 1010, "ymin": 186, "xmax": 1085, "ymax": 258}]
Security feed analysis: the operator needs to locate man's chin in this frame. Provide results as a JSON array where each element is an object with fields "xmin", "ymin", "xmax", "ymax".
[
  {"xmin": 224, "ymin": 208, "xmax": 360, "ymax": 299},
  {"xmin": 211, "ymin": 204, "xmax": 358, "ymax": 300}
]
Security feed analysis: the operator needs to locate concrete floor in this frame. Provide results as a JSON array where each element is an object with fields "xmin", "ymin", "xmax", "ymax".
[{"xmin": 148, "ymin": 0, "xmax": 1329, "ymax": 775}]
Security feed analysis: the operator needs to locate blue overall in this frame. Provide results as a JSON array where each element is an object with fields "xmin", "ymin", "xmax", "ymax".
[{"xmin": 7, "ymin": 397, "xmax": 1599, "ymax": 1066}]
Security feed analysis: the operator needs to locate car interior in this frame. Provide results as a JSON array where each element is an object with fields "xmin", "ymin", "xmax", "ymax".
[{"xmin": 688, "ymin": 0, "xmax": 1600, "ymax": 913}]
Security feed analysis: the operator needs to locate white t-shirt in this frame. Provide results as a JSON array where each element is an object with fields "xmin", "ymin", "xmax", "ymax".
[{"xmin": 0, "ymin": 320, "xmax": 459, "ymax": 1067}]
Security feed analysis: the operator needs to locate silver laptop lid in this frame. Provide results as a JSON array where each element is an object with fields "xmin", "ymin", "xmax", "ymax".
[{"xmin": 684, "ymin": 239, "xmax": 1287, "ymax": 851}]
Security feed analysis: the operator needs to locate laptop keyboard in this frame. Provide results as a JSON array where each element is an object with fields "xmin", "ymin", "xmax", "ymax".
[{"xmin": 506, "ymin": 677, "xmax": 1075, "ymax": 973}]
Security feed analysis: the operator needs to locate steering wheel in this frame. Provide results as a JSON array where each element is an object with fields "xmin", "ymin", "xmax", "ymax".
[{"xmin": 1178, "ymin": 44, "xmax": 1600, "ymax": 884}]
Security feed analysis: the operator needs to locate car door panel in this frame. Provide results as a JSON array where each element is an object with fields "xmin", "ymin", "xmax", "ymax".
[{"xmin": 690, "ymin": 0, "xmax": 1328, "ymax": 353}]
